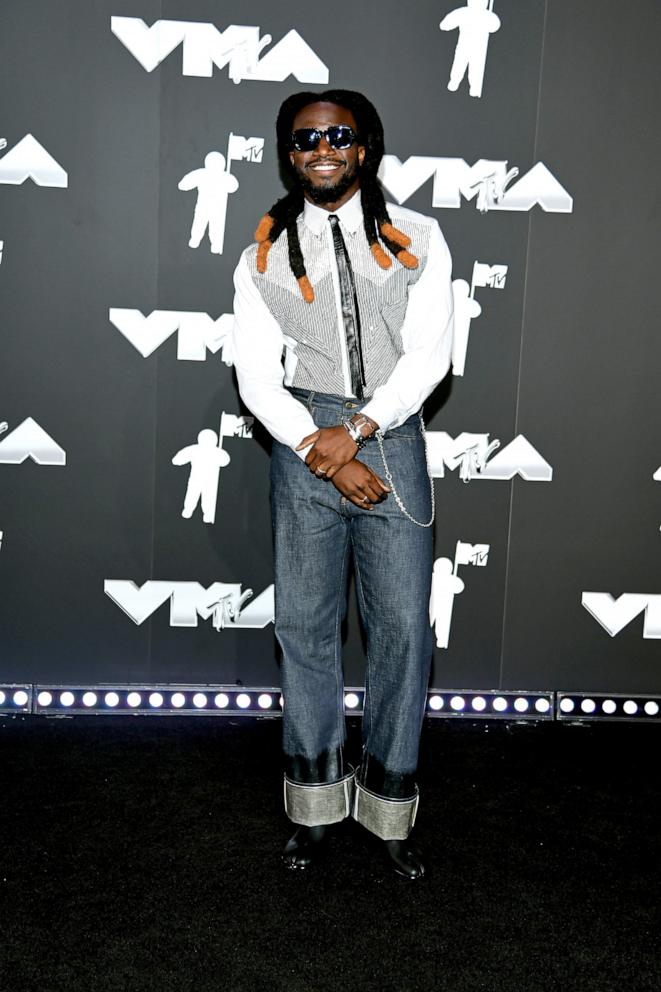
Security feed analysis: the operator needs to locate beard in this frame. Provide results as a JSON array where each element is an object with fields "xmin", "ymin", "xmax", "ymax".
[{"xmin": 296, "ymin": 160, "xmax": 361, "ymax": 204}]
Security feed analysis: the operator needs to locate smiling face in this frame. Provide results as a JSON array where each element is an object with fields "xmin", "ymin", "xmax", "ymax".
[{"xmin": 289, "ymin": 101, "xmax": 366, "ymax": 211}]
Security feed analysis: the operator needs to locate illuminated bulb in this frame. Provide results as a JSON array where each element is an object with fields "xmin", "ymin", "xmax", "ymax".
[
  {"xmin": 602, "ymin": 699, "xmax": 616, "ymax": 714},
  {"xmin": 83, "ymin": 692, "xmax": 97, "ymax": 707},
  {"xmin": 623, "ymin": 700, "xmax": 638, "ymax": 715},
  {"xmin": 105, "ymin": 692, "xmax": 119, "ymax": 708},
  {"xmin": 60, "ymin": 691, "xmax": 75, "ymax": 707},
  {"xmin": 37, "ymin": 691, "xmax": 53, "ymax": 707},
  {"xmin": 214, "ymin": 693, "xmax": 229, "ymax": 709},
  {"xmin": 559, "ymin": 698, "xmax": 575, "ymax": 713},
  {"xmin": 127, "ymin": 692, "xmax": 141, "ymax": 708},
  {"xmin": 472, "ymin": 696, "xmax": 487, "ymax": 712},
  {"xmin": 344, "ymin": 693, "xmax": 360, "ymax": 709},
  {"xmin": 279, "ymin": 695, "xmax": 284, "ymax": 708},
  {"xmin": 236, "ymin": 693, "xmax": 251, "ymax": 709},
  {"xmin": 581, "ymin": 698, "xmax": 596, "ymax": 714},
  {"xmin": 193, "ymin": 693, "xmax": 208, "ymax": 708},
  {"xmin": 13, "ymin": 690, "xmax": 29, "ymax": 707},
  {"xmin": 535, "ymin": 698, "xmax": 550, "ymax": 713},
  {"xmin": 492, "ymin": 696, "xmax": 508, "ymax": 712},
  {"xmin": 450, "ymin": 695, "xmax": 465, "ymax": 711},
  {"xmin": 428, "ymin": 695, "xmax": 444, "ymax": 711},
  {"xmin": 644, "ymin": 701, "xmax": 659, "ymax": 716},
  {"xmin": 149, "ymin": 692, "xmax": 163, "ymax": 708},
  {"xmin": 171, "ymin": 693, "xmax": 186, "ymax": 708},
  {"xmin": 0, "ymin": 691, "xmax": 6, "ymax": 705},
  {"xmin": 514, "ymin": 697, "xmax": 529, "ymax": 713},
  {"xmin": 258, "ymin": 694, "xmax": 273, "ymax": 709}
]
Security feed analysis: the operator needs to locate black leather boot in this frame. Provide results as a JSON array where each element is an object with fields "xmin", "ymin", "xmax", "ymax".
[
  {"xmin": 282, "ymin": 824, "xmax": 333, "ymax": 869},
  {"xmin": 356, "ymin": 753, "xmax": 425, "ymax": 879},
  {"xmin": 383, "ymin": 838, "xmax": 425, "ymax": 880},
  {"xmin": 282, "ymin": 748, "xmax": 347, "ymax": 870}
]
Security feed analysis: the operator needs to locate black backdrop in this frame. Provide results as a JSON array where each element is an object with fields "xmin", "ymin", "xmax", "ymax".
[{"xmin": 1, "ymin": 0, "xmax": 660, "ymax": 695}]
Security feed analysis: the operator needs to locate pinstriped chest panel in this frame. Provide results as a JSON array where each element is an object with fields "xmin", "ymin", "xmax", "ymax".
[{"xmin": 245, "ymin": 212, "xmax": 433, "ymax": 397}]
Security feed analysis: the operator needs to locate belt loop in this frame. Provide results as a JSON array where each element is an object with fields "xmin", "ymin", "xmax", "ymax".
[{"xmin": 306, "ymin": 390, "xmax": 315, "ymax": 413}]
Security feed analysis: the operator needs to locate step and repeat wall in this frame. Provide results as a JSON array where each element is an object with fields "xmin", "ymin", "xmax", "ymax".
[{"xmin": 1, "ymin": 0, "xmax": 660, "ymax": 698}]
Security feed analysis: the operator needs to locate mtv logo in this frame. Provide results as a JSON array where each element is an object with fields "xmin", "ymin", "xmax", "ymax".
[
  {"xmin": 582, "ymin": 592, "xmax": 661, "ymax": 639},
  {"xmin": 104, "ymin": 580, "xmax": 275, "ymax": 629},
  {"xmin": 0, "ymin": 134, "xmax": 68, "ymax": 188},
  {"xmin": 219, "ymin": 413, "xmax": 254, "ymax": 439},
  {"xmin": 378, "ymin": 156, "xmax": 573, "ymax": 213},
  {"xmin": 111, "ymin": 17, "xmax": 329, "ymax": 85},
  {"xmin": 426, "ymin": 432, "xmax": 553, "ymax": 482},
  {"xmin": 109, "ymin": 309, "xmax": 234, "ymax": 363},
  {"xmin": 0, "ymin": 418, "xmax": 66, "ymax": 465},
  {"xmin": 472, "ymin": 261, "xmax": 508, "ymax": 290},
  {"xmin": 227, "ymin": 133, "xmax": 264, "ymax": 164},
  {"xmin": 455, "ymin": 541, "xmax": 490, "ymax": 567}
]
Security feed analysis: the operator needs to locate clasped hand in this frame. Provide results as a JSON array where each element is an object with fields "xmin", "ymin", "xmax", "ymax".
[
  {"xmin": 296, "ymin": 425, "xmax": 359, "ymax": 479},
  {"xmin": 296, "ymin": 427, "xmax": 390, "ymax": 509}
]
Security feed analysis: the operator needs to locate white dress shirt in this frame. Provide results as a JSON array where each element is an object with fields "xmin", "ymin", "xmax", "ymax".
[{"xmin": 231, "ymin": 190, "xmax": 454, "ymax": 460}]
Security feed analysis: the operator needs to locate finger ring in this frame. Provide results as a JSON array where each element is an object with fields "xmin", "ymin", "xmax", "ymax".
[
  {"xmin": 317, "ymin": 468, "xmax": 326, "ymax": 477},
  {"xmin": 361, "ymin": 495, "xmax": 369, "ymax": 503}
]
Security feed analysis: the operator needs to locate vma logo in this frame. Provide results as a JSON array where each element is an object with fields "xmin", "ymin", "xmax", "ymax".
[
  {"xmin": 427, "ymin": 432, "xmax": 552, "ymax": 482},
  {"xmin": 0, "ymin": 135, "xmax": 67, "ymax": 188},
  {"xmin": 111, "ymin": 17, "xmax": 329, "ymax": 84},
  {"xmin": 109, "ymin": 309, "xmax": 234, "ymax": 364},
  {"xmin": 105, "ymin": 580, "xmax": 274, "ymax": 630},
  {"xmin": 582, "ymin": 593, "xmax": 661, "ymax": 640},
  {"xmin": 0, "ymin": 418, "xmax": 66, "ymax": 465},
  {"xmin": 379, "ymin": 156, "xmax": 572, "ymax": 213}
]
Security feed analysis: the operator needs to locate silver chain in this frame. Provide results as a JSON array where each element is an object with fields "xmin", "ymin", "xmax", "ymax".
[{"xmin": 374, "ymin": 412, "xmax": 435, "ymax": 528}]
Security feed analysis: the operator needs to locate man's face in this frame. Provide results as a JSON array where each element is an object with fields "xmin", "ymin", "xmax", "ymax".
[{"xmin": 289, "ymin": 101, "xmax": 366, "ymax": 209}]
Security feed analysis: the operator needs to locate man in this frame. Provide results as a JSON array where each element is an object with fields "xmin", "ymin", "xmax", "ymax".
[{"xmin": 232, "ymin": 90, "xmax": 454, "ymax": 880}]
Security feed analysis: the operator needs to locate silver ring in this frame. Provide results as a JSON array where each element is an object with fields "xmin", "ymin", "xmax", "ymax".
[{"xmin": 361, "ymin": 495, "xmax": 369, "ymax": 503}]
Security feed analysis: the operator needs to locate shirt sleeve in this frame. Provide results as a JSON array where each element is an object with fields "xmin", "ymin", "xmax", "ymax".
[
  {"xmin": 231, "ymin": 251, "xmax": 317, "ymax": 460},
  {"xmin": 360, "ymin": 220, "xmax": 454, "ymax": 433}
]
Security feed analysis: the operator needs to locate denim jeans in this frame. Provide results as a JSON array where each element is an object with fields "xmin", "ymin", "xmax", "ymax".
[{"xmin": 271, "ymin": 388, "xmax": 434, "ymax": 841}]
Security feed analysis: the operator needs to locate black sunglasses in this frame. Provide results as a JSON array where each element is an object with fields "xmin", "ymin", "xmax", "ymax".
[{"xmin": 290, "ymin": 125, "xmax": 359, "ymax": 152}]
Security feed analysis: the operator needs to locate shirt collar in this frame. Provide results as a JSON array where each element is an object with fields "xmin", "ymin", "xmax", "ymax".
[{"xmin": 302, "ymin": 189, "xmax": 363, "ymax": 238}]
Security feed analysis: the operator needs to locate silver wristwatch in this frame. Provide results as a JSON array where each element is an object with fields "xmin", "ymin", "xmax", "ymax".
[{"xmin": 343, "ymin": 415, "xmax": 373, "ymax": 449}]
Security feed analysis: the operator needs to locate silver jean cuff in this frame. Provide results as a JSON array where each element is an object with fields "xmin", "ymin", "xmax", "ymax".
[
  {"xmin": 283, "ymin": 769, "xmax": 355, "ymax": 826},
  {"xmin": 352, "ymin": 780, "xmax": 420, "ymax": 840}
]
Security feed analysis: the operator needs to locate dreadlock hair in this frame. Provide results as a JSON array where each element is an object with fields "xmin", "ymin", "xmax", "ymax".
[{"xmin": 254, "ymin": 89, "xmax": 418, "ymax": 303}]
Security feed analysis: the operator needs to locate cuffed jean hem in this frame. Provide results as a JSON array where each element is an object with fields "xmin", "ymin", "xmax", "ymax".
[
  {"xmin": 284, "ymin": 769, "xmax": 356, "ymax": 826},
  {"xmin": 352, "ymin": 780, "xmax": 420, "ymax": 840}
]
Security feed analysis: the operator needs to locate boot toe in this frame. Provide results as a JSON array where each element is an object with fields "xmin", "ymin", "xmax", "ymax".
[
  {"xmin": 384, "ymin": 839, "xmax": 426, "ymax": 880},
  {"xmin": 282, "ymin": 825, "xmax": 331, "ymax": 870}
]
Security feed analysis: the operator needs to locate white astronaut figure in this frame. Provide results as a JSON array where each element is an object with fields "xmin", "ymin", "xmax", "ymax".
[
  {"xmin": 172, "ymin": 429, "xmax": 230, "ymax": 525},
  {"xmin": 429, "ymin": 557, "xmax": 466, "ymax": 649},
  {"xmin": 178, "ymin": 152, "xmax": 239, "ymax": 255},
  {"xmin": 440, "ymin": 0, "xmax": 501, "ymax": 98},
  {"xmin": 451, "ymin": 279, "xmax": 482, "ymax": 376}
]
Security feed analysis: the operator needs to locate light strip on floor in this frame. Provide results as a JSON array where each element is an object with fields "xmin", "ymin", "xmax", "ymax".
[
  {"xmin": 0, "ymin": 685, "xmax": 32, "ymax": 713},
  {"xmin": 426, "ymin": 690, "xmax": 554, "ymax": 720},
  {"xmin": 32, "ymin": 686, "xmax": 285, "ymax": 717},
  {"xmin": 556, "ymin": 692, "xmax": 661, "ymax": 722},
  {"xmin": 31, "ymin": 686, "xmax": 554, "ymax": 719}
]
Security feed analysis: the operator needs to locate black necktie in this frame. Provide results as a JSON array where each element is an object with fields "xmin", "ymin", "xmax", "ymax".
[{"xmin": 328, "ymin": 214, "xmax": 365, "ymax": 400}]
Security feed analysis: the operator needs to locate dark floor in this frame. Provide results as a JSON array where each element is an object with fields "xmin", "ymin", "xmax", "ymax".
[{"xmin": 0, "ymin": 714, "xmax": 659, "ymax": 992}]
